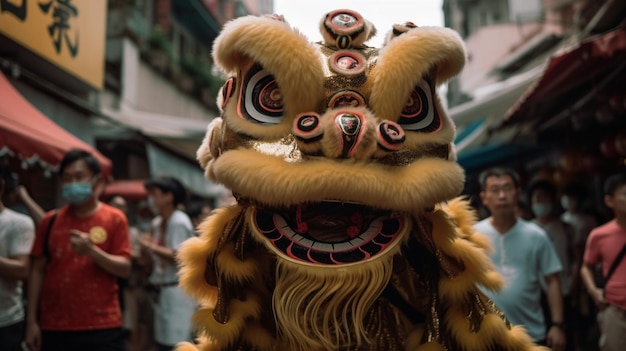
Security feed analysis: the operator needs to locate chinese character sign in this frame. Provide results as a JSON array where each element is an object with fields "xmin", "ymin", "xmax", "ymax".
[
  {"xmin": 0, "ymin": 0, "xmax": 27, "ymax": 21},
  {"xmin": 0, "ymin": 0, "xmax": 106, "ymax": 89},
  {"xmin": 39, "ymin": 0, "xmax": 80, "ymax": 57}
]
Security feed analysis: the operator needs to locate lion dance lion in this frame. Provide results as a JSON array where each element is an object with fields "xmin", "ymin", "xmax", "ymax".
[{"xmin": 177, "ymin": 9, "xmax": 545, "ymax": 351}]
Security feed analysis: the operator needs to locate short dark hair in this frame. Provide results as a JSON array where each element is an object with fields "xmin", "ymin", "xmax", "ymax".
[
  {"xmin": 528, "ymin": 180, "xmax": 557, "ymax": 203},
  {"xmin": 144, "ymin": 176, "xmax": 187, "ymax": 206},
  {"xmin": 478, "ymin": 167, "xmax": 521, "ymax": 190},
  {"xmin": 186, "ymin": 202, "xmax": 208, "ymax": 219},
  {"xmin": 59, "ymin": 149, "xmax": 101, "ymax": 176},
  {"xmin": 562, "ymin": 182, "xmax": 587, "ymax": 199},
  {"xmin": 603, "ymin": 173, "xmax": 626, "ymax": 196},
  {"xmin": 0, "ymin": 164, "xmax": 6, "ymax": 193}
]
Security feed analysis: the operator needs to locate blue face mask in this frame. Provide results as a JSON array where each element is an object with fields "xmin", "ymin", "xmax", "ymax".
[
  {"xmin": 532, "ymin": 203, "xmax": 552, "ymax": 218},
  {"xmin": 62, "ymin": 182, "xmax": 93, "ymax": 205}
]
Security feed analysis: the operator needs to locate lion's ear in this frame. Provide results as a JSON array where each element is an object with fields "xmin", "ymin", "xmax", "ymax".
[{"xmin": 212, "ymin": 15, "xmax": 323, "ymax": 79}]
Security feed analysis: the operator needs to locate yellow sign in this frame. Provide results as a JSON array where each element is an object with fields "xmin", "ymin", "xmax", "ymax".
[
  {"xmin": 0, "ymin": 0, "xmax": 106, "ymax": 89},
  {"xmin": 89, "ymin": 226, "xmax": 108, "ymax": 244}
]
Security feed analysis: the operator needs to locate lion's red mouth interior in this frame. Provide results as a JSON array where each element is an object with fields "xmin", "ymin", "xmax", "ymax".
[{"xmin": 267, "ymin": 202, "xmax": 391, "ymax": 243}]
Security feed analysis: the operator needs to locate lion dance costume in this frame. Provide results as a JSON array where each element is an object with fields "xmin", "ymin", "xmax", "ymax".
[{"xmin": 178, "ymin": 9, "xmax": 545, "ymax": 351}]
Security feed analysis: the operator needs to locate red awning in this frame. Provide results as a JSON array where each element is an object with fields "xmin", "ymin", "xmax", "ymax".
[
  {"xmin": 101, "ymin": 179, "xmax": 148, "ymax": 201},
  {"xmin": 503, "ymin": 27, "xmax": 626, "ymax": 126},
  {"xmin": 0, "ymin": 71, "xmax": 112, "ymax": 176}
]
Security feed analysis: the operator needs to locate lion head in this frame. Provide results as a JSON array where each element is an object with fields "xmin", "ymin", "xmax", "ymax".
[{"xmin": 180, "ymin": 9, "xmax": 496, "ymax": 351}]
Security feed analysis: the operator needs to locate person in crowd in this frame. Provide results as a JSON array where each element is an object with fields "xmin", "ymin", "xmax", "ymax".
[
  {"xmin": 474, "ymin": 167, "xmax": 566, "ymax": 350},
  {"xmin": 529, "ymin": 180, "xmax": 576, "ymax": 350},
  {"xmin": 516, "ymin": 199, "xmax": 533, "ymax": 220},
  {"xmin": 560, "ymin": 182, "xmax": 598, "ymax": 350},
  {"xmin": 0, "ymin": 165, "xmax": 35, "ymax": 351},
  {"xmin": 140, "ymin": 176, "xmax": 195, "ymax": 351},
  {"xmin": 580, "ymin": 173, "xmax": 626, "ymax": 351},
  {"xmin": 186, "ymin": 201, "xmax": 212, "ymax": 231},
  {"xmin": 215, "ymin": 187, "xmax": 237, "ymax": 208},
  {"xmin": 0, "ymin": 171, "xmax": 45, "ymax": 226},
  {"xmin": 25, "ymin": 149, "xmax": 131, "ymax": 351},
  {"xmin": 107, "ymin": 195, "xmax": 154, "ymax": 351},
  {"xmin": 561, "ymin": 182, "xmax": 598, "ymax": 279}
]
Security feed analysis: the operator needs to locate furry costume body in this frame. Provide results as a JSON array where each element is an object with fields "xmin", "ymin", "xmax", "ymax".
[{"xmin": 178, "ymin": 10, "xmax": 545, "ymax": 351}]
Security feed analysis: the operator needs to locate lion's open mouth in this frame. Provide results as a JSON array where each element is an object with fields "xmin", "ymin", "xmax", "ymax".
[{"xmin": 250, "ymin": 201, "xmax": 408, "ymax": 265}]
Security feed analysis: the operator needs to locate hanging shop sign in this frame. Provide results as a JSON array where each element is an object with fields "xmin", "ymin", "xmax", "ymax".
[{"xmin": 0, "ymin": 0, "xmax": 106, "ymax": 89}]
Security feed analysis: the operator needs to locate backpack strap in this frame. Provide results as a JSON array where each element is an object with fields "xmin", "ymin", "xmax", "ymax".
[
  {"xmin": 604, "ymin": 242, "xmax": 626, "ymax": 287},
  {"xmin": 42, "ymin": 211, "xmax": 58, "ymax": 258}
]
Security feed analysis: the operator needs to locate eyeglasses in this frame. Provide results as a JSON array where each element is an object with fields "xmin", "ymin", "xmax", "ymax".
[{"xmin": 486, "ymin": 185, "xmax": 515, "ymax": 195}]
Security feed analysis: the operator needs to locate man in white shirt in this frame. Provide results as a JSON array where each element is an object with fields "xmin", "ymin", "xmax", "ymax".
[{"xmin": 0, "ymin": 166, "xmax": 35, "ymax": 351}]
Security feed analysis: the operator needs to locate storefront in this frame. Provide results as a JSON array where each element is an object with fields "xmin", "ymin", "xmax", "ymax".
[
  {"xmin": 488, "ymin": 26, "xmax": 626, "ymax": 218},
  {"xmin": 0, "ymin": 1, "xmax": 110, "ymax": 210}
]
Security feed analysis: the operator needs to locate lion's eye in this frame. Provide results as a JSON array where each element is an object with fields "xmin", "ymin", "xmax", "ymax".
[
  {"xmin": 397, "ymin": 79, "xmax": 440, "ymax": 133},
  {"xmin": 238, "ymin": 66, "xmax": 284, "ymax": 124}
]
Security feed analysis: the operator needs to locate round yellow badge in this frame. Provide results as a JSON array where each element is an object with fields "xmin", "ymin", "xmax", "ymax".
[{"xmin": 89, "ymin": 226, "xmax": 108, "ymax": 244}]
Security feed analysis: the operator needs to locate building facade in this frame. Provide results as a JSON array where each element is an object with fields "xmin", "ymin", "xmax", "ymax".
[
  {"xmin": 0, "ymin": 0, "xmax": 272, "ymax": 211},
  {"xmin": 443, "ymin": 0, "xmax": 626, "ymax": 215}
]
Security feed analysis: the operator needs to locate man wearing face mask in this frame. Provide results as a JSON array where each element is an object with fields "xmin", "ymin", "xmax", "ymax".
[
  {"xmin": 25, "ymin": 149, "xmax": 131, "ymax": 351},
  {"xmin": 561, "ymin": 183, "xmax": 597, "ymax": 277},
  {"xmin": 529, "ymin": 180, "xmax": 577, "ymax": 351},
  {"xmin": 560, "ymin": 183, "xmax": 598, "ymax": 350}
]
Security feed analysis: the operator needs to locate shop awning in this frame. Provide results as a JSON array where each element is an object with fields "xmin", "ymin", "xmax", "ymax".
[
  {"xmin": 457, "ymin": 143, "xmax": 519, "ymax": 171},
  {"xmin": 98, "ymin": 107, "xmax": 220, "ymax": 198},
  {"xmin": 101, "ymin": 179, "xmax": 148, "ymax": 200},
  {"xmin": 101, "ymin": 106, "xmax": 211, "ymax": 165},
  {"xmin": 147, "ymin": 143, "xmax": 223, "ymax": 198},
  {"xmin": 502, "ymin": 26, "xmax": 626, "ymax": 127},
  {"xmin": 448, "ymin": 65, "xmax": 543, "ymax": 126},
  {"xmin": 0, "ymin": 72, "xmax": 113, "ymax": 176},
  {"xmin": 101, "ymin": 107, "xmax": 209, "ymax": 140},
  {"xmin": 454, "ymin": 118, "xmax": 489, "ymax": 153}
]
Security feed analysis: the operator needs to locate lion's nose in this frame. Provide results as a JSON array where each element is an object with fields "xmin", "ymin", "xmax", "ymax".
[
  {"xmin": 294, "ymin": 110, "xmax": 403, "ymax": 160},
  {"xmin": 334, "ymin": 111, "xmax": 365, "ymax": 158}
]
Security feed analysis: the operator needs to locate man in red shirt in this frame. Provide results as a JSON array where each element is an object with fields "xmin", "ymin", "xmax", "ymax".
[
  {"xmin": 24, "ymin": 149, "xmax": 131, "ymax": 351},
  {"xmin": 581, "ymin": 173, "xmax": 626, "ymax": 351}
]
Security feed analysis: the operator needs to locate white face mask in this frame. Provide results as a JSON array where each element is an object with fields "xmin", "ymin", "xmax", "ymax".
[
  {"xmin": 561, "ymin": 196, "xmax": 576, "ymax": 211},
  {"xmin": 532, "ymin": 203, "xmax": 552, "ymax": 218}
]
